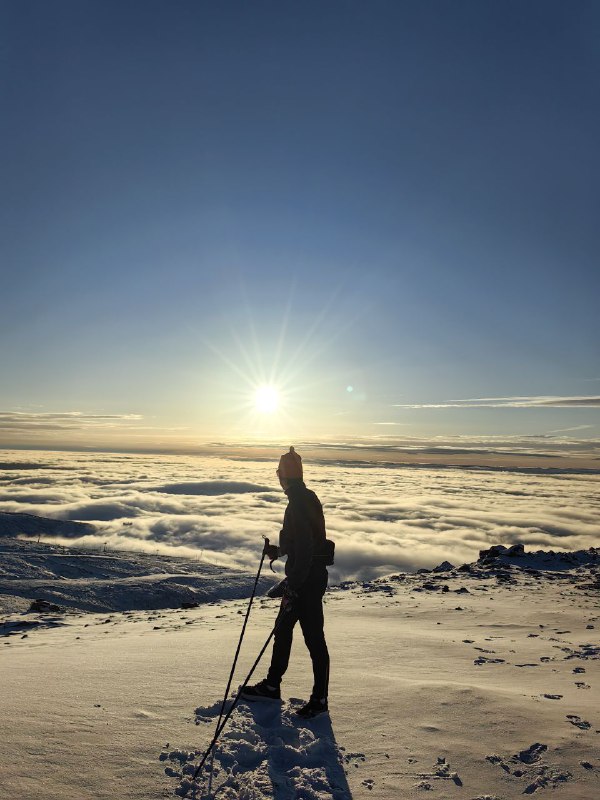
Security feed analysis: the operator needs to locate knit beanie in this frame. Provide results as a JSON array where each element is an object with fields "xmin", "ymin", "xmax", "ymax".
[{"xmin": 277, "ymin": 446, "xmax": 303, "ymax": 480}]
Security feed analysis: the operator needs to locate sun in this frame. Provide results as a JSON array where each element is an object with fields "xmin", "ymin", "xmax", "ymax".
[{"xmin": 254, "ymin": 385, "xmax": 280, "ymax": 413}]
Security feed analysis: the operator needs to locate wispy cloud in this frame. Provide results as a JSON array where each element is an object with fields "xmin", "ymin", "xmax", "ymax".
[
  {"xmin": 547, "ymin": 425, "xmax": 595, "ymax": 434},
  {"xmin": 371, "ymin": 422, "xmax": 411, "ymax": 426},
  {"xmin": 393, "ymin": 396, "xmax": 600, "ymax": 409},
  {"xmin": 0, "ymin": 411, "xmax": 189, "ymax": 439},
  {"xmin": 0, "ymin": 412, "xmax": 143, "ymax": 432}
]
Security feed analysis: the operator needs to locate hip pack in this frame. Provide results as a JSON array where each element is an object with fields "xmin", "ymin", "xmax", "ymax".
[{"xmin": 314, "ymin": 538, "xmax": 335, "ymax": 566}]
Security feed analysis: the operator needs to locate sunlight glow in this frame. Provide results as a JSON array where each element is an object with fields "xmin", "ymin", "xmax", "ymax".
[{"xmin": 254, "ymin": 385, "xmax": 280, "ymax": 414}]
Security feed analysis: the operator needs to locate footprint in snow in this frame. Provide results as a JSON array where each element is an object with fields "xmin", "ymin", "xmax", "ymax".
[
  {"xmin": 486, "ymin": 742, "xmax": 572, "ymax": 791},
  {"xmin": 517, "ymin": 743, "xmax": 547, "ymax": 764},
  {"xmin": 566, "ymin": 715, "xmax": 591, "ymax": 730},
  {"xmin": 523, "ymin": 769, "xmax": 572, "ymax": 794},
  {"xmin": 414, "ymin": 756, "xmax": 462, "ymax": 787},
  {"xmin": 194, "ymin": 697, "xmax": 237, "ymax": 724}
]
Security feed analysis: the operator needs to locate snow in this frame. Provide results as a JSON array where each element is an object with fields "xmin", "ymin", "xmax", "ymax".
[
  {"xmin": 1, "ymin": 537, "xmax": 598, "ymax": 799},
  {"xmin": 0, "ymin": 538, "xmax": 273, "ymax": 613},
  {"xmin": 0, "ymin": 510, "xmax": 93, "ymax": 538}
]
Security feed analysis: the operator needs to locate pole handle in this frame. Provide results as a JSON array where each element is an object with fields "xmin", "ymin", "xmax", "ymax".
[{"xmin": 263, "ymin": 535, "xmax": 277, "ymax": 572}]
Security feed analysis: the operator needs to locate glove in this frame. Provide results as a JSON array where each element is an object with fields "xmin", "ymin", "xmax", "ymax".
[{"xmin": 263, "ymin": 540, "xmax": 279, "ymax": 561}]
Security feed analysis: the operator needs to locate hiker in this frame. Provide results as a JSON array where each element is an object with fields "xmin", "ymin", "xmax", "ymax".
[{"xmin": 242, "ymin": 446, "xmax": 330, "ymax": 718}]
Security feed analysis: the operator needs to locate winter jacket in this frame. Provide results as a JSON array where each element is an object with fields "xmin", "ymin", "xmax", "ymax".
[{"xmin": 279, "ymin": 481, "xmax": 327, "ymax": 591}]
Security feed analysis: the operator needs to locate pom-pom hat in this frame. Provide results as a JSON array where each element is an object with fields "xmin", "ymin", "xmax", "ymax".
[{"xmin": 277, "ymin": 446, "xmax": 303, "ymax": 480}]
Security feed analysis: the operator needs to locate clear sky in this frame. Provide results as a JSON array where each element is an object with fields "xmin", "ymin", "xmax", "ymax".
[{"xmin": 1, "ymin": 0, "xmax": 599, "ymax": 448}]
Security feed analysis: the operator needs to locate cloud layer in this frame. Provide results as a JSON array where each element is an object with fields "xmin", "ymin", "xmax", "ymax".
[
  {"xmin": 154, "ymin": 481, "xmax": 274, "ymax": 495},
  {"xmin": 0, "ymin": 449, "xmax": 598, "ymax": 582}
]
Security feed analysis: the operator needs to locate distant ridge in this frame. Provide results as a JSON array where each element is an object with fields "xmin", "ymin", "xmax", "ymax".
[
  {"xmin": 0, "ymin": 511, "xmax": 94, "ymax": 539},
  {"xmin": 0, "ymin": 536, "xmax": 271, "ymax": 613}
]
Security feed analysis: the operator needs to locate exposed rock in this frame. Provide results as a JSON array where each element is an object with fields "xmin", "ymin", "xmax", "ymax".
[
  {"xmin": 479, "ymin": 543, "xmax": 525, "ymax": 561},
  {"xmin": 29, "ymin": 599, "xmax": 62, "ymax": 613},
  {"xmin": 432, "ymin": 560, "xmax": 455, "ymax": 573}
]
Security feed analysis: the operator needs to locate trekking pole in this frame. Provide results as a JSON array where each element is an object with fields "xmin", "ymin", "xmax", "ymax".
[
  {"xmin": 204, "ymin": 547, "xmax": 266, "ymax": 797},
  {"xmin": 192, "ymin": 602, "xmax": 289, "ymax": 785}
]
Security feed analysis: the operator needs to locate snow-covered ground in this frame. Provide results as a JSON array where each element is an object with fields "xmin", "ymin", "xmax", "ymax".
[
  {"xmin": 0, "ymin": 537, "xmax": 273, "ymax": 613},
  {"xmin": 1, "ymin": 538, "xmax": 598, "ymax": 800}
]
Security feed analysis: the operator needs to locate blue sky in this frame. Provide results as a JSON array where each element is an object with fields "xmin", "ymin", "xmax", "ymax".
[{"xmin": 1, "ymin": 0, "xmax": 598, "ymax": 447}]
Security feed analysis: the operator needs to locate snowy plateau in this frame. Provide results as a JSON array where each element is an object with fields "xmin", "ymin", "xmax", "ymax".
[{"xmin": 0, "ymin": 534, "xmax": 598, "ymax": 800}]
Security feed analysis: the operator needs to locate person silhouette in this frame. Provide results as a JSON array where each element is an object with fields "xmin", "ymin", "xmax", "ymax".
[{"xmin": 242, "ymin": 447, "xmax": 330, "ymax": 718}]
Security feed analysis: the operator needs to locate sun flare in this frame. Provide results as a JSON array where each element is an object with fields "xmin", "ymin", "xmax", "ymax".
[{"xmin": 254, "ymin": 385, "xmax": 280, "ymax": 414}]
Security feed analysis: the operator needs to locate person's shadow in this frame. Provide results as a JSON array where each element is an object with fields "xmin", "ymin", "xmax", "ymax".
[
  {"xmin": 184, "ymin": 696, "xmax": 353, "ymax": 799},
  {"xmin": 247, "ymin": 698, "xmax": 353, "ymax": 800}
]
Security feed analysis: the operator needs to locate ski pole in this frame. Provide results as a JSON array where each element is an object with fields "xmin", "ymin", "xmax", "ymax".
[
  {"xmin": 192, "ymin": 602, "xmax": 289, "ymax": 784},
  {"xmin": 205, "ymin": 548, "xmax": 266, "ymax": 797}
]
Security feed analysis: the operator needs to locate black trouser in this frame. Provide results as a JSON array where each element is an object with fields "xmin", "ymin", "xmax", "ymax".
[{"xmin": 266, "ymin": 571, "xmax": 329, "ymax": 700}]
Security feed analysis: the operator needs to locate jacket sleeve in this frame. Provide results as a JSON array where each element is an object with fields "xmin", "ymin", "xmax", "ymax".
[
  {"xmin": 278, "ymin": 508, "xmax": 291, "ymax": 556},
  {"xmin": 285, "ymin": 500, "xmax": 315, "ymax": 591}
]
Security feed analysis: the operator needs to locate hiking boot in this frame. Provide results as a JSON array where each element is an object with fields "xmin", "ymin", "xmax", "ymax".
[
  {"xmin": 240, "ymin": 679, "xmax": 281, "ymax": 701},
  {"xmin": 296, "ymin": 698, "xmax": 328, "ymax": 718}
]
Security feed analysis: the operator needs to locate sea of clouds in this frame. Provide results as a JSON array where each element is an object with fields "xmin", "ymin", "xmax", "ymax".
[{"xmin": 0, "ymin": 449, "xmax": 598, "ymax": 582}]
